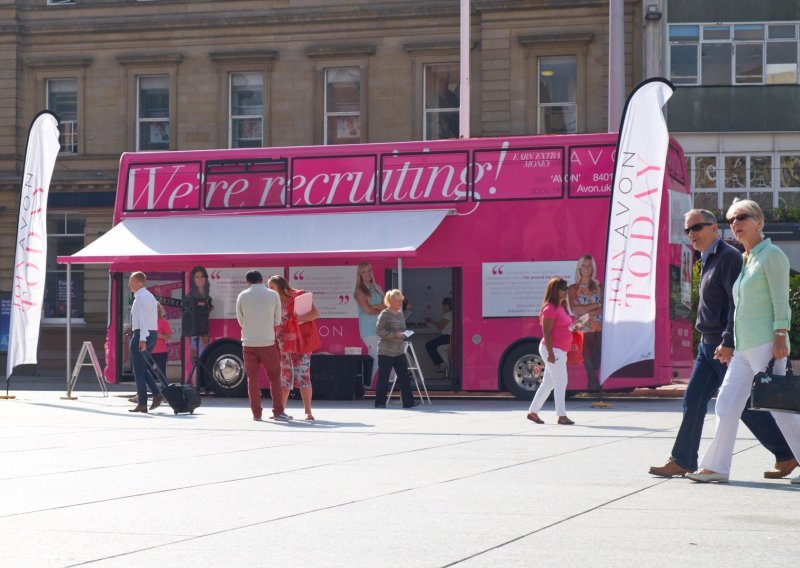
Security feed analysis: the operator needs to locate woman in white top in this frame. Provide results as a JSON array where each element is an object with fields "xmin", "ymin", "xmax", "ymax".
[{"xmin": 425, "ymin": 298, "xmax": 452, "ymax": 373}]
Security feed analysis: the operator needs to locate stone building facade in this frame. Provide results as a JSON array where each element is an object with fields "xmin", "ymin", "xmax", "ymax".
[{"xmin": 0, "ymin": 0, "xmax": 645, "ymax": 371}]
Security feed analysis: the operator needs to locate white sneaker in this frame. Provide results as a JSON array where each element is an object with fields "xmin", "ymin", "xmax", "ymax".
[{"xmin": 791, "ymin": 474, "xmax": 800, "ymax": 485}]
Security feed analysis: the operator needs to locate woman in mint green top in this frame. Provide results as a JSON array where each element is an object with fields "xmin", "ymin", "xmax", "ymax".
[
  {"xmin": 688, "ymin": 199, "xmax": 800, "ymax": 484},
  {"xmin": 354, "ymin": 261, "xmax": 384, "ymax": 383}
]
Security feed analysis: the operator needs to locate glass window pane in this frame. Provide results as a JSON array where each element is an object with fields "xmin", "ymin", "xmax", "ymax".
[
  {"xmin": 693, "ymin": 191, "xmax": 718, "ymax": 211},
  {"xmin": 139, "ymin": 121, "xmax": 169, "ymax": 151},
  {"xmin": 703, "ymin": 25, "xmax": 730, "ymax": 41},
  {"xmin": 669, "ymin": 25, "xmax": 699, "ymax": 42},
  {"xmin": 749, "ymin": 192, "xmax": 773, "ymax": 211},
  {"xmin": 326, "ymin": 115, "xmax": 361, "ymax": 145},
  {"xmin": 539, "ymin": 105, "xmax": 577, "ymax": 135},
  {"xmin": 778, "ymin": 192, "xmax": 800, "ymax": 208},
  {"xmin": 769, "ymin": 24, "xmax": 797, "ymax": 39},
  {"xmin": 230, "ymin": 72, "xmax": 263, "ymax": 116},
  {"xmin": 670, "ymin": 45, "xmax": 698, "ymax": 83},
  {"xmin": 750, "ymin": 156, "xmax": 772, "ymax": 188},
  {"xmin": 47, "ymin": 79, "xmax": 78, "ymax": 153},
  {"xmin": 702, "ymin": 43, "xmax": 732, "ymax": 85},
  {"xmin": 735, "ymin": 43, "xmax": 763, "ymax": 83},
  {"xmin": 424, "ymin": 63, "xmax": 459, "ymax": 110},
  {"xmin": 539, "ymin": 56, "xmax": 576, "ymax": 104},
  {"xmin": 767, "ymin": 42, "xmax": 798, "ymax": 84},
  {"xmin": 780, "ymin": 156, "xmax": 800, "ymax": 188},
  {"xmin": 426, "ymin": 110, "xmax": 460, "ymax": 140},
  {"xmin": 694, "ymin": 156, "xmax": 717, "ymax": 189},
  {"xmin": 733, "ymin": 24, "xmax": 764, "ymax": 41},
  {"xmin": 139, "ymin": 76, "xmax": 169, "ymax": 119},
  {"xmin": 231, "ymin": 118, "xmax": 263, "ymax": 148},
  {"xmin": 724, "ymin": 156, "xmax": 746, "ymax": 188},
  {"xmin": 325, "ymin": 68, "xmax": 360, "ymax": 113},
  {"xmin": 722, "ymin": 192, "xmax": 747, "ymax": 212}
]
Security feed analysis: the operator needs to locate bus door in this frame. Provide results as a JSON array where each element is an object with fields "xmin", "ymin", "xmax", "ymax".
[
  {"xmin": 116, "ymin": 271, "xmax": 185, "ymax": 382},
  {"xmin": 400, "ymin": 267, "xmax": 458, "ymax": 389}
]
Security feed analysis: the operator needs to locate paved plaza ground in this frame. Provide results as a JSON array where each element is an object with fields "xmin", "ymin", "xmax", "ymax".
[{"xmin": 1, "ymin": 377, "xmax": 798, "ymax": 567}]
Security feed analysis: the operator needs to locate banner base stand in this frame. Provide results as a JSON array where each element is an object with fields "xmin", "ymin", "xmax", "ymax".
[{"xmin": 0, "ymin": 395, "xmax": 16, "ymax": 399}]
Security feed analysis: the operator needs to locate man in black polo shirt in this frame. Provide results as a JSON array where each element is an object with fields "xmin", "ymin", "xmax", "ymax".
[{"xmin": 649, "ymin": 209, "xmax": 796, "ymax": 478}]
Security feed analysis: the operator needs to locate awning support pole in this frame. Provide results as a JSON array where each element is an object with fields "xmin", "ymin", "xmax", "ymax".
[
  {"xmin": 65, "ymin": 264, "xmax": 74, "ymax": 399},
  {"xmin": 397, "ymin": 258, "xmax": 403, "ymax": 292}
]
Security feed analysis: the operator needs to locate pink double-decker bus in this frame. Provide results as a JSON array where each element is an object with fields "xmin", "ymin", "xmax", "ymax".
[{"xmin": 60, "ymin": 133, "xmax": 694, "ymax": 399}]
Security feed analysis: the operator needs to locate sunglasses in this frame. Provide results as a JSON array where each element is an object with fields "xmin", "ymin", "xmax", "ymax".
[
  {"xmin": 684, "ymin": 222, "xmax": 713, "ymax": 235},
  {"xmin": 727, "ymin": 213, "xmax": 752, "ymax": 224}
]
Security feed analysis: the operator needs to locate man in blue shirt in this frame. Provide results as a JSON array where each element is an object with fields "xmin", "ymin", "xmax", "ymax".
[{"xmin": 648, "ymin": 209, "xmax": 796, "ymax": 478}]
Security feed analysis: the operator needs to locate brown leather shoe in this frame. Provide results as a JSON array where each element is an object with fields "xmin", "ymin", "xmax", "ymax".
[
  {"xmin": 648, "ymin": 458, "xmax": 690, "ymax": 478},
  {"xmin": 557, "ymin": 416, "xmax": 575, "ymax": 425},
  {"xmin": 128, "ymin": 405, "xmax": 148, "ymax": 413},
  {"xmin": 149, "ymin": 395, "xmax": 164, "ymax": 411},
  {"xmin": 764, "ymin": 456, "xmax": 799, "ymax": 479}
]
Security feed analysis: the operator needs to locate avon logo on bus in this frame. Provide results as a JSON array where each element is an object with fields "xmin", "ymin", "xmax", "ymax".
[{"xmin": 123, "ymin": 143, "xmax": 615, "ymax": 212}]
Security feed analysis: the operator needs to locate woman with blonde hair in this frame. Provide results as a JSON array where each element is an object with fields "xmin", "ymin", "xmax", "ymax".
[
  {"xmin": 373, "ymin": 289, "xmax": 420, "ymax": 409},
  {"xmin": 354, "ymin": 261, "xmax": 384, "ymax": 383},
  {"xmin": 688, "ymin": 199, "xmax": 800, "ymax": 483},
  {"xmin": 268, "ymin": 274, "xmax": 321, "ymax": 421},
  {"xmin": 527, "ymin": 277, "xmax": 575, "ymax": 425},
  {"xmin": 567, "ymin": 254, "xmax": 603, "ymax": 391}
]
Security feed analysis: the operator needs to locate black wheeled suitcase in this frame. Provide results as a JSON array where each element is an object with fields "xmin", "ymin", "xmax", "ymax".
[{"xmin": 142, "ymin": 351, "xmax": 202, "ymax": 415}]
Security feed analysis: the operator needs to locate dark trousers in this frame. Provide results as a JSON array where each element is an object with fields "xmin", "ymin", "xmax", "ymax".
[
  {"xmin": 151, "ymin": 352, "xmax": 168, "ymax": 380},
  {"xmin": 425, "ymin": 334, "xmax": 450, "ymax": 366},
  {"xmin": 582, "ymin": 331, "xmax": 601, "ymax": 391},
  {"xmin": 130, "ymin": 330, "xmax": 159, "ymax": 405},
  {"xmin": 375, "ymin": 354, "xmax": 414, "ymax": 407},
  {"xmin": 671, "ymin": 341, "xmax": 793, "ymax": 471}
]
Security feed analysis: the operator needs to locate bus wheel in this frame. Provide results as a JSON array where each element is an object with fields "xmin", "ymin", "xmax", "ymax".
[
  {"xmin": 205, "ymin": 344, "xmax": 248, "ymax": 397},
  {"xmin": 501, "ymin": 343, "xmax": 544, "ymax": 400}
]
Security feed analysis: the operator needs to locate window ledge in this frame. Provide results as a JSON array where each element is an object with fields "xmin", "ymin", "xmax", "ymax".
[
  {"xmin": 25, "ymin": 56, "xmax": 92, "ymax": 69},
  {"xmin": 403, "ymin": 41, "xmax": 478, "ymax": 53},
  {"xmin": 518, "ymin": 32, "xmax": 594, "ymax": 46},
  {"xmin": 209, "ymin": 50, "xmax": 279, "ymax": 63},
  {"xmin": 306, "ymin": 45, "xmax": 376, "ymax": 58},
  {"xmin": 117, "ymin": 54, "xmax": 184, "ymax": 65}
]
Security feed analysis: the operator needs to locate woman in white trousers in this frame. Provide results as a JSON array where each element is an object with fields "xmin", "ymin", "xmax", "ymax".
[
  {"xmin": 527, "ymin": 277, "xmax": 574, "ymax": 425},
  {"xmin": 689, "ymin": 199, "xmax": 800, "ymax": 483}
]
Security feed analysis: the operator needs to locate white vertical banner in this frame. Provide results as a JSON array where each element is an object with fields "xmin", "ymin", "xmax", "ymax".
[
  {"xmin": 6, "ymin": 111, "xmax": 60, "ymax": 378},
  {"xmin": 600, "ymin": 79, "xmax": 674, "ymax": 384}
]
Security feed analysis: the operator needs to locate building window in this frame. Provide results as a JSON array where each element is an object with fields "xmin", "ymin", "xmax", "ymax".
[
  {"xmin": 324, "ymin": 67, "xmax": 361, "ymax": 145},
  {"xmin": 669, "ymin": 22, "xmax": 799, "ymax": 85},
  {"xmin": 46, "ymin": 79, "xmax": 78, "ymax": 154},
  {"xmin": 229, "ymin": 72, "xmax": 263, "ymax": 148},
  {"xmin": 44, "ymin": 213, "xmax": 85, "ymax": 321},
  {"xmin": 689, "ymin": 152, "xmax": 800, "ymax": 213},
  {"xmin": 137, "ymin": 75, "xmax": 169, "ymax": 151},
  {"xmin": 537, "ymin": 55, "xmax": 577, "ymax": 134},
  {"xmin": 423, "ymin": 63, "xmax": 459, "ymax": 140}
]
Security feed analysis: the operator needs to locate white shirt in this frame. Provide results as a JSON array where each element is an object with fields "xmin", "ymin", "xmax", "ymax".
[
  {"xmin": 131, "ymin": 287, "xmax": 158, "ymax": 340},
  {"xmin": 236, "ymin": 284, "xmax": 281, "ymax": 347}
]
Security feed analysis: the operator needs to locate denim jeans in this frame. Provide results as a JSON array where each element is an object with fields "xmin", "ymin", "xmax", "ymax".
[
  {"xmin": 130, "ymin": 329, "xmax": 159, "ymax": 405},
  {"xmin": 671, "ymin": 341, "xmax": 793, "ymax": 471}
]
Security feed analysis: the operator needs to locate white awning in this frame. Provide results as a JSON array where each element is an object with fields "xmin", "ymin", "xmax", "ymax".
[{"xmin": 58, "ymin": 209, "xmax": 450, "ymax": 265}]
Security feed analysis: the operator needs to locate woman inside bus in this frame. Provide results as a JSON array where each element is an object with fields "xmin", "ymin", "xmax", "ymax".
[
  {"xmin": 527, "ymin": 277, "xmax": 575, "ymax": 425},
  {"xmin": 374, "ymin": 289, "xmax": 420, "ymax": 409},
  {"xmin": 567, "ymin": 255, "xmax": 603, "ymax": 392},
  {"xmin": 688, "ymin": 200, "xmax": 800, "ymax": 484},
  {"xmin": 354, "ymin": 261, "xmax": 384, "ymax": 384},
  {"xmin": 425, "ymin": 298, "xmax": 453, "ymax": 373},
  {"xmin": 268, "ymin": 275, "xmax": 321, "ymax": 421},
  {"xmin": 187, "ymin": 266, "xmax": 213, "ymax": 391}
]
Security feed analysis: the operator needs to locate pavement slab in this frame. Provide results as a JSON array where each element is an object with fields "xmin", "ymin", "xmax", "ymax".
[{"xmin": 0, "ymin": 378, "xmax": 797, "ymax": 567}]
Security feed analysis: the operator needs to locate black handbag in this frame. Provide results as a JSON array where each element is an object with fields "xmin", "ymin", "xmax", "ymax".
[{"xmin": 750, "ymin": 358, "xmax": 800, "ymax": 414}]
